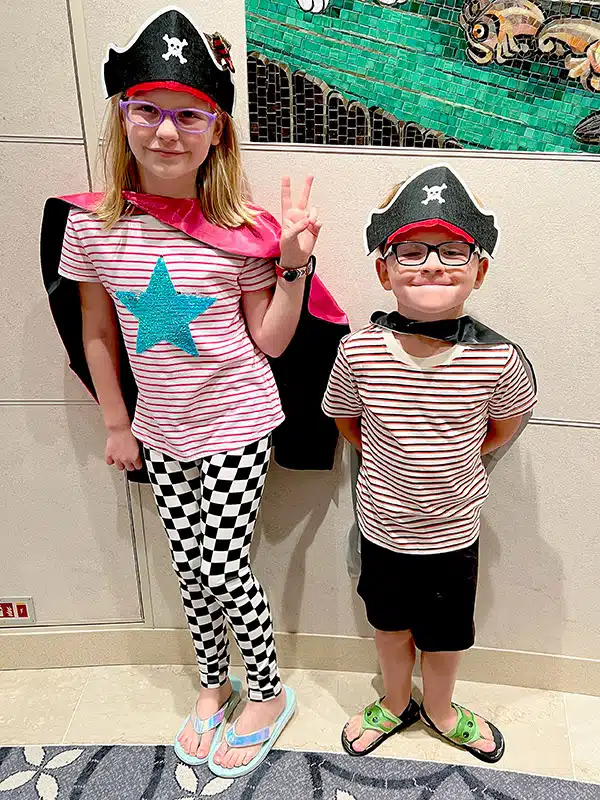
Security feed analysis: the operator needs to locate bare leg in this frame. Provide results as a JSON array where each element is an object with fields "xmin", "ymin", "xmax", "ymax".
[
  {"xmin": 344, "ymin": 629, "xmax": 416, "ymax": 753},
  {"xmin": 421, "ymin": 651, "xmax": 495, "ymax": 753}
]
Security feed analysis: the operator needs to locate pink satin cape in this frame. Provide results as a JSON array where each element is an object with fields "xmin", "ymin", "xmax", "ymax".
[{"xmin": 60, "ymin": 191, "xmax": 348, "ymax": 326}]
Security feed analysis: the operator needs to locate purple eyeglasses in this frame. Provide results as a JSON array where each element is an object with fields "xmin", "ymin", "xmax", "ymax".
[{"xmin": 119, "ymin": 99, "xmax": 217, "ymax": 134}]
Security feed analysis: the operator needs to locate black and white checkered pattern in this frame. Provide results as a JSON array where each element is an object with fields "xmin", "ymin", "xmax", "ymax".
[{"xmin": 143, "ymin": 435, "xmax": 281, "ymax": 701}]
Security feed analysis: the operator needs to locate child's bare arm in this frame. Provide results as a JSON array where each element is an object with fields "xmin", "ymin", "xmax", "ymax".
[
  {"xmin": 481, "ymin": 415, "xmax": 523, "ymax": 455},
  {"xmin": 335, "ymin": 417, "xmax": 363, "ymax": 452},
  {"xmin": 80, "ymin": 282, "xmax": 142, "ymax": 471}
]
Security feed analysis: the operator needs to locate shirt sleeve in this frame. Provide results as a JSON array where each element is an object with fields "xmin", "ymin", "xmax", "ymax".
[
  {"xmin": 322, "ymin": 341, "xmax": 363, "ymax": 418},
  {"xmin": 239, "ymin": 256, "xmax": 277, "ymax": 293},
  {"xmin": 489, "ymin": 346, "xmax": 537, "ymax": 420},
  {"xmin": 58, "ymin": 210, "xmax": 101, "ymax": 283}
]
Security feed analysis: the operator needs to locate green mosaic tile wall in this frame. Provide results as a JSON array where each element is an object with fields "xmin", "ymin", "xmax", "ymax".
[{"xmin": 245, "ymin": 0, "xmax": 600, "ymax": 152}]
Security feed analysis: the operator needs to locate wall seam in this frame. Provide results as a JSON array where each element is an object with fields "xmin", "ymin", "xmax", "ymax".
[
  {"xmin": 66, "ymin": 0, "xmax": 100, "ymax": 187},
  {"xmin": 1, "ymin": 402, "xmax": 599, "ymax": 430},
  {"xmin": 65, "ymin": 0, "xmax": 92, "ymax": 189},
  {"xmin": 2, "ymin": 138, "xmax": 598, "ymax": 163},
  {"xmin": 240, "ymin": 142, "xmax": 600, "ymax": 162},
  {"xmin": 0, "ymin": 136, "xmax": 84, "ymax": 145}
]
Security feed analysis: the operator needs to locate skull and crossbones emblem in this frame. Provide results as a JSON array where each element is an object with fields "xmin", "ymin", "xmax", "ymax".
[
  {"xmin": 162, "ymin": 34, "xmax": 188, "ymax": 65},
  {"xmin": 421, "ymin": 184, "xmax": 447, "ymax": 205}
]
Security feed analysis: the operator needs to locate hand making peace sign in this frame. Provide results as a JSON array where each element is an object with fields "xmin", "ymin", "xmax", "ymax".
[{"xmin": 279, "ymin": 175, "xmax": 322, "ymax": 268}]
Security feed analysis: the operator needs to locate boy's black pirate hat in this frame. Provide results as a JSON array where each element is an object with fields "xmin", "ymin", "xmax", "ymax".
[{"xmin": 365, "ymin": 164, "xmax": 500, "ymax": 257}]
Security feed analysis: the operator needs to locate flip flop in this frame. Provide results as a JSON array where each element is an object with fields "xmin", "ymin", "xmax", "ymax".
[
  {"xmin": 341, "ymin": 697, "xmax": 420, "ymax": 757},
  {"xmin": 208, "ymin": 685, "xmax": 296, "ymax": 778},
  {"xmin": 174, "ymin": 676, "xmax": 243, "ymax": 766},
  {"xmin": 420, "ymin": 703, "xmax": 505, "ymax": 764}
]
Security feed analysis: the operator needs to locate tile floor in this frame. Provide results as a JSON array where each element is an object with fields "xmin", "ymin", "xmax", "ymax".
[{"xmin": 1, "ymin": 665, "xmax": 599, "ymax": 785}]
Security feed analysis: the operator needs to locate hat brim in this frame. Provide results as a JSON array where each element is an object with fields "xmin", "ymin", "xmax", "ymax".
[
  {"xmin": 125, "ymin": 81, "xmax": 218, "ymax": 109},
  {"xmin": 385, "ymin": 219, "xmax": 475, "ymax": 252}
]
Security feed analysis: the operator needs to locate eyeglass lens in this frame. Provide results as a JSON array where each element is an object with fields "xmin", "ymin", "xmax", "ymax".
[
  {"xmin": 124, "ymin": 101, "xmax": 214, "ymax": 133},
  {"xmin": 393, "ymin": 241, "xmax": 473, "ymax": 266}
]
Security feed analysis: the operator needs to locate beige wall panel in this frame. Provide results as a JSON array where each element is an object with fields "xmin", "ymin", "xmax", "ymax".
[
  {"xmin": 1, "ymin": 1, "xmax": 81, "ymax": 138},
  {"xmin": 258, "ymin": 425, "xmax": 600, "ymax": 657},
  {"xmin": 140, "ymin": 424, "xmax": 599, "ymax": 661},
  {"xmin": 242, "ymin": 150, "xmax": 600, "ymax": 422},
  {"xmin": 477, "ymin": 424, "xmax": 600, "ymax": 660},
  {"xmin": 253, "ymin": 454, "xmax": 372, "ymax": 638},
  {"xmin": 138, "ymin": 484, "xmax": 187, "ymax": 629},
  {"xmin": 138, "ymin": 450, "xmax": 369, "ymax": 636},
  {"xmin": 0, "ymin": 143, "xmax": 90, "ymax": 400},
  {"xmin": 0, "ymin": 405, "xmax": 143, "ymax": 625},
  {"xmin": 81, "ymin": 0, "xmax": 249, "ymax": 150}
]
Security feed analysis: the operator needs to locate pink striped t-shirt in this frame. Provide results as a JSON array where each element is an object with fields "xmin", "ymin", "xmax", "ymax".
[{"xmin": 58, "ymin": 208, "xmax": 284, "ymax": 460}]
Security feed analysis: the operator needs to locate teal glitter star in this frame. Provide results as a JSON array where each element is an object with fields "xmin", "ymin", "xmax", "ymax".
[{"xmin": 115, "ymin": 257, "xmax": 216, "ymax": 356}]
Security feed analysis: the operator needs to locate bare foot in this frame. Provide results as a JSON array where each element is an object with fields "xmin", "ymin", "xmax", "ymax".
[
  {"xmin": 425, "ymin": 706, "xmax": 497, "ymax": 754},
  {"xmin": 343, "ymin": 697, "xmax": 409, "ymax": 754},
  {"xmin": 212, "ymin": 691, "xmax": 287, "ymax": 770},
  {"xmin": 178, "ymin": 680, "xmax": 233, "ymax": 759}
]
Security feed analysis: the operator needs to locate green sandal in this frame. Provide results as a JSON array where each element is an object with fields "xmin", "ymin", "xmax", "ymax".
[
  {"xmin": 341, "ymin": 697, "xmax": 420, "ymax": 757},
  {"xmin": 420, "ymin": 703, "xmax": 505, "ymax": 764}
]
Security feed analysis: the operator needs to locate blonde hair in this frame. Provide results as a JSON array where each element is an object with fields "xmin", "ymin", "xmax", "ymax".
[
  {"xmin": 377, "ymin": 181, "xmax": 407, "ymax": 254},
  {"xmin": 94, "ymin": 95, "xmax": 257, "ymax": 229}
]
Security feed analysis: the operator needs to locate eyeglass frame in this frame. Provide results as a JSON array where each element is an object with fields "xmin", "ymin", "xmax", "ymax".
[
  {"xmin": 119, "ymin": 99, "xmax": 217, "ymax": 134},
  {"xmin": 383, "ymin": 240, "xmax": 481, "ymax": 268}
]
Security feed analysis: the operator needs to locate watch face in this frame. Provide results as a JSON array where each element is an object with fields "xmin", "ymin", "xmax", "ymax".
[{"xmin": 283, "ymin": 270, "xmax": 298, "ymax": 282}]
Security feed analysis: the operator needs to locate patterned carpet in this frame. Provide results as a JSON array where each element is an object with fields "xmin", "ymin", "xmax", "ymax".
[{"xmin": 1, "ymin": 745, "xmax": 599, "ymax": 799}]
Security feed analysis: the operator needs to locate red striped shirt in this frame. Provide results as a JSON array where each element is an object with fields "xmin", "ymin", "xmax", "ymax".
[
  {"xmin": 322, "ymin": 325, "xmax": 537, "ymax": 554},
  {"xmin": 59, "ymin": 209, "xmax": 284, "ymax": 460}
]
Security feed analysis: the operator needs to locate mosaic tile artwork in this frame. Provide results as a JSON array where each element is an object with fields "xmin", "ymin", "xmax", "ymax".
[{"xmin": 244, "ymin": 0, "xmax": 600, "ymax": 152}]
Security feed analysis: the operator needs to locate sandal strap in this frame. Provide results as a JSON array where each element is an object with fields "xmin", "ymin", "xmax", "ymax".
[
  {"xmin": 444, "ymin": 704, "xmax": 481, "ymax": 746},
  {"xmin": 360, "ymin": 700, "xmax": 403, "ymax": 736},
  {"xmin": 225, "ymin": 722, "xmax": 271, "ymax": 748},
  {"xmin": 190, "ymin": 694, "xmax": 232, "ymax": 735}
]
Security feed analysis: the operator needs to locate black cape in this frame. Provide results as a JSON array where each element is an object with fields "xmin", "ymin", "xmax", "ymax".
[
  {"xmin": 370, "ymin": 310, "xmax": 537, "ymax": 471},
  {"xmin": 40, "ymin": 196, "xmax": 350, "ymax": 481}
]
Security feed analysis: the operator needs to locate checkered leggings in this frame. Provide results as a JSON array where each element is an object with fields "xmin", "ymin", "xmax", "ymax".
[{"xmin": 143, "ymin": 435, "xmax": 281, "ymax": 702}]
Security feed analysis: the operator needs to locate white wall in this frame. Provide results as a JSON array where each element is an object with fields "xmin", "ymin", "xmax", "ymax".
[{"xmin": 1, "ymin": 2, "xmax": 599, "ymax": 678}]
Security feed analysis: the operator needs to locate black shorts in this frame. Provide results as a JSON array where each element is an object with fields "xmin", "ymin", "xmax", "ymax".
[{"xmin": 357, "ymin": 535, "xmax": 479, "ymax": 652}]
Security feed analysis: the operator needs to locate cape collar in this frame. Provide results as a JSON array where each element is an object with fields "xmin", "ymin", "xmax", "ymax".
[
  {"xmin": 371, "ymin": 310, "xmax": 475, "ymax": 344},
  {"xmin": 59, "ymin": 191, "xmax": 281, "ymax": 259},
  {"xmin": 370, "ymin": 309, "xmax": 515, "ymax": 347}
]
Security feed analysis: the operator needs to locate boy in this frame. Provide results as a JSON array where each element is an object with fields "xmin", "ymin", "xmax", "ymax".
[{"xmin": 322, "ymin": 164, "xmax": 536, "ymax": 763}]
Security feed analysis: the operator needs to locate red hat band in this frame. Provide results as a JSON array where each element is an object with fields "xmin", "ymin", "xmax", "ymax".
[
  {"xmin": 125, "ymin": 81, "xmax": 218, "ymax": 109},
  {"xmin": 385, "ymin": 219, "xmax": 475, "ymax": 252}
]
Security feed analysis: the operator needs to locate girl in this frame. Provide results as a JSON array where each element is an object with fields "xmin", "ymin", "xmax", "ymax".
[{"xmin": 45, "ymin": 7, "xmax": 320, "ymax": 778}]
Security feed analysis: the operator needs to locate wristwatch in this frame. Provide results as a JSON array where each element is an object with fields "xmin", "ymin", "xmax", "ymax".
[{"xmin": 275, "ymin": 255, "xmax": 316, "ymax": 283}]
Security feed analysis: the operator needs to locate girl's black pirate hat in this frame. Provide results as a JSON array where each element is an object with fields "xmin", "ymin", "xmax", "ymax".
[
  {"xmin": 102, "ymin": 6, "xmax": 235, "ymax": 114},
  {"xmin": 364, "ymin": 164, "xmax": 500, "ymax": 257}
]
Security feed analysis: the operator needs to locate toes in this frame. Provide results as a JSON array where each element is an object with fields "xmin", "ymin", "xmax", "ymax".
[
  {"xmin": 468, "ymin": 717, "xmax": 498, "ymax": 753},
  {"xmin": 344, "ymin": 715, "xmax": 363, "ymax": 742},
  {"xmin": 196, "ymin": 741, "xmax": 210, "ymax": 758},
  {"xmin": 219, "ymin": 747, "xmax": 231, "ymax": 769},
  {"xmin": 345, "ymin": 723, "xmax": 360, "ymax": 740},
  {"xmin": 355, "ymin": 730, "xmax": 381, "ymax": 753},
  {"xmin": 185, "ymin": 741, "xmax": 197, "ymax": 757}
]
